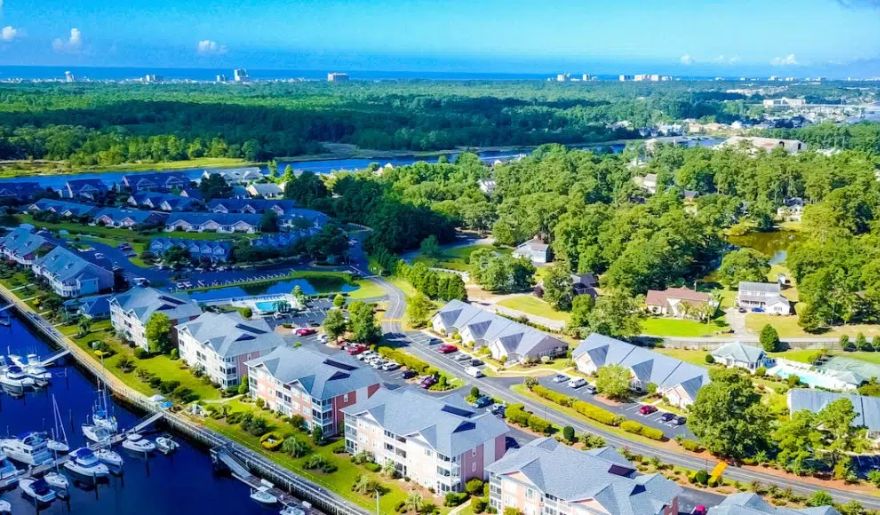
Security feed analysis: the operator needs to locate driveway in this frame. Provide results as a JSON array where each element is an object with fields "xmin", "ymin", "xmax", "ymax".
[{"xmin": 724, "ymin": 306, "xmax": 749, "ymax": 336}]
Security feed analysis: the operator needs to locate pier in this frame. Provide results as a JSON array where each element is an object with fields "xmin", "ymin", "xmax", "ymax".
[
  {"xmin": 35, "ymin": 349, "xmax": 70, "ymax": 367},
  {"xmin": 212, "ymin": 445, "xmax": 315, "ymax": 513}
]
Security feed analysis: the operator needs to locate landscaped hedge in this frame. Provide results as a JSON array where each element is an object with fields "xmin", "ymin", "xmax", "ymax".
[
  {"xmin": 505, "ymin": 403, "xmax": 553, "ymax": 435},
  {"xmin": 530, "ymin": 384, "xmax": 621, "ymax": 426},
  {"xmin": 377, "ymin": 346, "xmax": 455, "ymax": 389},
  {"xmin": 619, "ymin": 420, "xmax": 665, "ymax": 441}
]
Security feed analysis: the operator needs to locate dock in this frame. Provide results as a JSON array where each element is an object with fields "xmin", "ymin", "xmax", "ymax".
[
  {"xmin": 212, "ymin": 446, "xmax": 314, "ymax": 513},
  {"xmin": 36, "ymin": 349, "xmax": 70, "ymax": 367}
]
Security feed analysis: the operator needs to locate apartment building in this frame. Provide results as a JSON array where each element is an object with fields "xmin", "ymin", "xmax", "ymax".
[
  {"xmin": 109, "ymin": 287, "xmax": 202, "ymax": 351},
  {"xmin": 32, "ymin": 246, "xmax": 114, "ymax": 298}
]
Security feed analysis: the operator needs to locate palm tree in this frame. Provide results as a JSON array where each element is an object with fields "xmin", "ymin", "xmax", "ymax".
[
  {"xmin": 77, "ymin": 316, "xmax": 92, "ymax": 337},
  {"xmin": 403, "ymin": 492, "xmax": 423, "ymax": 513}
]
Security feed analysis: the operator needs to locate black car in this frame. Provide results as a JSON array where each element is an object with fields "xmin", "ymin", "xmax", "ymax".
[
  {"xmin": 309, "ymin": 321, "xmax": 320, "ymax": 327},
  {"xmin": 660, "ymin": 412, "xmax": 675, "ymax": 422},
  {"xmin": 402, "ymin": 370, "xmax": 418, "ymax": 379},
  {"xmin": 470, "ymin": 359, "xmax": 484, "ymax": 367},
  {"xmin": 675, "ymin": 416, "xmax": 687, "ymax": 425}
]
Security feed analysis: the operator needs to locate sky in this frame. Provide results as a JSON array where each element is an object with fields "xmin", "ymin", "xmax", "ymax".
[{"xmin": 1, "ymin": 0, "xmax": 879, "ymax": 77}]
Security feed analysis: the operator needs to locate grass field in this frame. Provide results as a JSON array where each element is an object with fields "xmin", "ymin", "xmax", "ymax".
[
  {"xmin": 640, "ymin": 317, "xmax": 728, "ymax": 337},
  {"xmin": 745, "ymin": 314, "xmax": 880, "ymax": 339},
  {"xmin": 653, "ymin": 347, "xmax": 714, "ymax": 367},
  {"xmin": 497, "ymin": 295, "xmax": 571, "ymax": 322},
  {"xmin": 413, "ymin": 243, "xmax": 501, "ymax": 272},
  {"xmin": 0, "ymin": 157, "xmax": 251, "ymax": 178}
]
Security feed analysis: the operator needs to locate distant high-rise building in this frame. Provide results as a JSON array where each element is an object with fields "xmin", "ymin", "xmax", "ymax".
[
  {"xmin": 64, "ymin": 71, "xmax": 76, "ymax": 83},
  {"xmin": 555, "ymin": 73, "xmax": 570, "ymax": 82},
  {"xmin": 215, "ymin": 74, "xmax": 227, "ymax": 83},
  {"xmin": 618, "ymin": 74, "xmax": 634, "ymax": 81},
  {"xmin": 581, "ymin": 73, "xmax": 594, "ymax": 81},
  {"xmin": 327, "ymin": 72, "xmax": 349, "ymax": 82},
  {"xmin": 233, "ymin": 68, "xmax": 249, "ymax": 82},
  {"xmin": 143, "ymin": 74, "xmax": 161, "ymax": 84}
]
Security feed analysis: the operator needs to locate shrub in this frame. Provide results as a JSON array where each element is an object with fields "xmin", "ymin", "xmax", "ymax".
[
  {"xmin": 528, "ymin": 416, "xmax": 552, "ymax": 435},
  {"xmin": 134, "ymin": 347, "xmax": 150, "ymax": 359},
  {"xmin": 472, "ymin": 498, "xmax": 488, "ymax": 513},
  {"xmin": 691, "ymin": 469, "xmax": 710, "ymax": 486},
  {"xmin": 676, "ymin": 437, "xmax": 705, "ymax": 453},
  {"xmin": 571, "ymin": 400, "xmax": 621, "ymax": 426},
  {"xmin": 562, "ymin": 425, "xmax": 576, "ymax": 443},
  {"xmin": 704, "ymin": 354, "xmax": 715, "ymax": 364},
  {"xmin": 465, "ymin": 478, "xmax": 484, "ymax": 496},
  {"xmin": 619, "ymin": 420, "xmax": 664, "ymax": 440},
  {"xmin": 444, "ymin": 492, "xmax": 469, "ymax": 507},
  {"xmin": 260, "ymin": 432, "xmax": 284, "ymax": 451},
  {"xmin": 364, "ymin": 462, "xmax": 381, "ymax": 472}
]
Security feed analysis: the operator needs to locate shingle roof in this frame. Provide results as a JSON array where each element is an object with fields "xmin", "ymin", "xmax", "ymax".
[
  {"xmin": 0, "ymin": 181, "xmax": 43, "ymax": 198},
  {"xmin": 738, "ymin": 282, "xmax": 781, "ymax": 294},
  {"xmin": 645, "ymin": 287, "xmax": 710, "ymax": 307},
  {"xmin": 207, "ymin": 198, "xmax": 298, "ymax": 214},
  {"xmin": 246, "ymin": 346, "xmax": 381, "ymax": 401},
  {"xmin": 248, "ymin": 183, "xmax": 284, "ymax": 196},
  {"xmin": 788, "ymin": 389, "xmax": 880, "ymax": 433},
  {"xmin": 176, "ymin": 312, "xmax": 284, "ymax": 358},
  {"xmin": 34, "ymin": 246, "xmax": 113, "ymax": 286},
  {"xmin": 0, "ymin": 227, "xmax": 52, "ymax": 257},
  {"xmin": 123, "ymin": 172, "xmax": 191, "ymax": 191},
  {"xmin": 709, "ymin": 492, "xmax": 838, "ymax": 515},
  {"xmin": 342, "ymin": 387, "xmax": 509, "ymax": 457},
  {"xmin": 711, "ymin": 342, "xmax": 766, "ymax": 365},
  {"xmin": 165, "ymin": 212, "xmax": 262, "ymax": 227},
  {"xmin": 487, "ymin": 438, "xmax": 681, "ymax": 515},
  {"xmin": 94, "ymin": 208, "xmax": 165, "ymax": 224},
  {"xmin": 110, "ymin": 286, "xmax": 202, "ymax": 324},
  {"xmin": 29, "ymin": 199, "xmax": 96, "ymax": 217},
  {"xmin": 66, "ymin": 178, "xmax": 108, "ymax": 193}
]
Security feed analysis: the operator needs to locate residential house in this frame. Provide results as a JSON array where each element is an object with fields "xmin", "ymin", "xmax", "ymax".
[
  {"xmin": 487, "ymin": 438, "xmax": 682, "ymax": 515},
  {"xmin": 0, "ymin": 227, "xmax": 55, "ymax": 265},
  {"xmin": 63, "ymin": 294, "xmax": 113, "ymax": 321},
  {"xmin": 788, "ymin": 389, "xmax": 880, "ymax": 446},
  {"xmin": 720, "ymin": 136, "xmax": 806, "ymax": 154},
  {"xmin": 246, "ymin": 346, "xmax": 382, "ymax": 436},
  {"xmin": 246, "ymin": 183, "xmax": 284, "ymax": 198},
  {"xmin": 0, "ymin": 182, "xmax": 45, "ymax": 203},
  {"xmin": 93, "ymin": 208, "xmax": 167, "ymax": 229},
  {"xmin": 279, "ymin": 208, "xmax": 329, "ymax": 230},
  {"xmin": 122, "ymin": 172, "xmax": 191, "ymax": 193},
  {"xmin": 149, "ymin": 238, "xmax": 233, "ymax": 263},
  {"xmin": 176, "ymin": 312, "xmax": 284, "ymax": 388},
  {"xmin": 110, "ymin": 287, "xmax": 203, "ymax": 351},
  {"xmin": 164, "ymin": 212, "xmax": 262, "ymax": 233},
  {"xmin": 512, "ymin": 237, "xmax": 550, "ymax": 264},
  {"xmin": 432, "ymin": 300, "xmax": 567, "ymax": 363},
  {"xmin": 64, "ymin": 179, "xmax": 108, "ymax": 201},
  {"xmin": 711, "ymin": 342, "xmax": 775, "ymax": 372},
  {"xmin": 201, "ymin": 167, "xmax": 263, "ymax": 185},
  {"xmin": 179, "ymin": 187, "xmax": 203, "ymax": 200},
  {"xmin": 343, "ymin": 387, "xmax": 509, "ymax": 493},
  {"xmin": 645, "ymin": 287, "xmax": 716, "ymax": 319},
  {"xmin": 127, "ymin": 192, "xmax": 201, "ymax": 212},
  {"xmin": 207, "ymin": 198, "xmax": 299, "ymax": 216},
  {"xmin": 32, "ymin": 246, "xmax": 114, "ymax": 298},
  {"xmin": 251, "ymin": 233, "xmax": 303, "ymax": 249},
  {"xmin": 736, "ymin": 282, "xmax": 791, "ymax": 315},
  {"xmin": 640, "ymin": 173, "xmax": 659, "ymax": 194},
  {"xmin": 776, "ymin": 197, "xmax": 804, "ymax": 222},
  {"xmin": 709, "ymin": 493, "xmax": 838, "ymax": 515},
  {"xmin": 477, "ymin": 179, "xmax": 496, "ymax": 195},
  {"xmin": 27, "ymin": 199, "xmax": 96, "ymax": 218},
  {"xmin": 570, "ymin": 273, "xmax": 598, "ymax": 297},
  {"xmin": 572, "ymin": 333, "xmax": 710, "ymax": 407}
]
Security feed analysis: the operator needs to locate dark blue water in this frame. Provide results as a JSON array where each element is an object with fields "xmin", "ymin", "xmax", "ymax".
[
  {"xmin": 0, "ymin": 315, "xmax": 271, "ymax": 514},
  {"xmin": 188, "ymin": 278, "xmax": 358, "ymax": 302}
]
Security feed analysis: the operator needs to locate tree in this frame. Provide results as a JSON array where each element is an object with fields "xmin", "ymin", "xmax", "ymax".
[
  {"xmin": 855, "ymin": 332, "xmax": 870, "ymax": 351},
  {"xmin": 144, "ymin": 312, "xmax": 173, "ymax": 354},
  {"xmin": 259, "ymin": 210, "xmax": 279, "ymax": 233},
  {"xmin": 470, "ymin": 248, "xmax": 536, "ymax": 293},
  {"xmin": 587, "ymin": 290, "xmax": 642, "ymax": 339},
  {"xmin": 759, "ymin": 324, "xmax": 781, "ymax": 352},
  {"xmin": 419, "ymin": 235, "xmax": 441, "ymax": 259},
  {"xmin": 562, "ymin": 425, "xmax": 576, "ymax": 443},
  {"xmin": 542, "ymin": 262, "xmax": 575, "ymax": 311},
  {"xmin": 349, "ymin": 301, "xmax": 381, "ymax": 343},
  {"xmin": 406, "ymin": 292, "xmax": 434, "ymax": 328},
  {"xmin": 238, "ymin": 375, "xmax": 249, "ymax": 395},
  {"xmin": 311, "ymin": 425, "xmax": 324, "ymax": 445},
  {"xmin": 568, "ymin": 294, "xmax": 595, "ymax": 337},
  {"xmin": 333, "ymin": 293, "xmax": 345, "ymax": 308},
  {"xmin": 292, "ymin": 285, "xmax": 307, "ymax": 306},
  {"xmin": 689, "ymin": 368, "xmax": 772, "ymax": 460},
  {"xmin": 76, "ymin": 316, "xmax": 92, "ymax": 337},
  {"xmin": 281, "ymin": 436, "xmax": 310, "ymax": 457},
  {"xmin": 595, "ymin": 364, "xmax": 631, "ymax": 400},
  {"xmin": 772, "ymin": 410, "xmax": 822, "ymax": 475},
  {"xmin": 403, "ymin": 493, "xmax": 424, "ymax": 513},
  {"xmin": 816, "ymin": 398, "xmax": 868, "ymax": 474},
  {"xmin": 718, "ymin": 249, "xmax": 770, "ymax": 289},
  {"xmin": 323, "ymin": 308, "xmax": 348, "ymax": 340},
  {"xmin": 199, "ymin": 173, "xmax": 232, "ymax": 200}
]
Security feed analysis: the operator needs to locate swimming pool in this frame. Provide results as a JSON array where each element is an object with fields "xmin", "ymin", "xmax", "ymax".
[
  {"xmin": 254, "ymin": 301, "xmax": 280, "ymax": 313},
  {"xmin": 768, "ymin": 362, "xmax": 856, "ymax": 390}
]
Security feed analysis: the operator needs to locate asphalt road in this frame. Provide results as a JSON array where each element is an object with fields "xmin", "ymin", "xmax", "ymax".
[{"xmin": 365, "ymin": 270, "xmax": 880, "ymax": 510}]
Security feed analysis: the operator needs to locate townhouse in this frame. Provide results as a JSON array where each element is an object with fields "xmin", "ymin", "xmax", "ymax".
[
  {"xmin": 176, "ymin": 312, "xmax": 284, "ymax": 388},
  {"xmin": 343, "ymin": 387, "xmax": 509, "ymax": 493},
  {"xmin": 109, "ymin": 286, "xmax": 203, "ymax": 351},
  {"xmin": 93, "ymin": 208, "xmax": 167, "ymax": 229},
  {"xmin": 711, "ymin": 342, "xmax": 775, "ymax": 373},
  {"xmin": 709, "ymin": 493, "xmax": 838, "ymax": 514},
  {"xmin": 487, "ymin": 438, "xmax": 682, "ymax": 515},
  {"xmin": 736, "ymin": 282, "xmax": 791, "ymax": 315},
  {"xmin": 207, "ymin": 198, "xmax": 298, "ymax": 215},
  {"xmin": 572, "ymin": 333, "xmax": 710, "ymax": 407},
  {"xmin": 246, "ymin": 183, "xmax": 284, "ymax": 198},
  {"xmin": 164, "ymin": 212, "xmax": 262, "ymax": 233},
  {"xmin": 32, "ymin": 246, "xmax": 114, "ymax": 298},
  {"xmin": 432, "ymin": 300, "xmax": 567, "ymax": 363},
  {"xmin": 202, "ymin": 167, "xmax": 264, "ymax": 184},
  {"xmin": 645, "ymin": 286, "xmax": 717, "ymax": 319},
  {"xmin": 65, "ymin": 178, "xmax": 108, "ymax": 200},
  {"xmin": 28, "ymin": 199, "xmax": 96, "ymax": 218},
  {"xmin": 250, "ymin": 233, "xmax": 304, "ymax": 249},
  {"xmin": 122, "ymin": 172, "xmax": 192, "ymax": 193},
  {"xmin": 127, "ymin": 192, "xmax": 201, "ymax": 211},
  {"xmin": 149, "ymin": 238, "xmax": 233, "ymax": 262},
  {"xmin": 0, "ymin": 227, "xmax": 55, "ymax": 266},
  {"xmin": 0, "ymin": 181, "xmax": 44, "ymax": 203},
  {"xmin": 788, "ymin": 389, "xmax": 880, "ymax": 446},
  {"xmin": 246, "ymin": 346, "xmax": 382, "ymax": 435}
]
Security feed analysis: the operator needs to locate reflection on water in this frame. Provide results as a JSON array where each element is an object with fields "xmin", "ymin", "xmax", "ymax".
[
  {"xmin": 727, "ymin": 230, "xmax": 804, "ymax": 265},
  {"xmin": 188, "ymin": 277, "xmax": 356, "ymax": 302}
]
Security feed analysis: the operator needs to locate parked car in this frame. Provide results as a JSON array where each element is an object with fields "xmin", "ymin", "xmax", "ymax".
[
  {"xmin": 465, "ymin": 366, "xmax": 483, "ymax": 378},
  {"xmin": 454, "ymin": 353, "xmax": 471, "ymax": 362},
  {"xmin": 419, "ymin": 376, "xmax": 437, "ymax": 389},
  {"xmin": 692, "ymin": 505, "xmax": 707, "ymax": 515},
  {"xmin": 346, "ymin": 344, "xmax": 367, "ymax": 355},
  {"xmin": 468, "ymin": 395, "xmax": 492, "ymax": 408},
  {"xmin": 639, "ymin": 405, "xmax": 658, "ymax": 415},
  {"xmin": 552, "ymin": 374, "xmax": 570, "ymax": 383},
  {"xmin": 381, "ymin": 362, "xmax": 400, "ymax": 371},
  {"xmin": 308, "ymin": 320, "xmax": 320, "ymax": 327},
  {"xmin": 583, "ymin": 383, "xmax": 597, "ymax": 394},
  {"xmin": 294, "ymin": 327, "xmax": 316, "ymax": 336},
  {"xmin": 470, "ymin": 359, "xmax": 484, "ymax": 367},
  {"xmin": 660, "ymin": 412, "xmax": 675, "ymax": 422},
  {"xmin": 489, "ymin": 403, "xmax": 506, "ymax": 417},
  {"xmin": 675, "ymin": 416, "xmax": 687, "ymax": 425},
  {"xmin": 438, "ymin": 344, "xmax": 458, "ymax": 354},
  {"xmin": 370, "ymin": 360, "xmax": 385, "ymax": 369},
  {"xmin": 402, "ymin": 370, "xmax": 418, "ymax": 379},
  {"xmin": 567, "ymin": 377, "xmax": 587, "ymax": 389}
]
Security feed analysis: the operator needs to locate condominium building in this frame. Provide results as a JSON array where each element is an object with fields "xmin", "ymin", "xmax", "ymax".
[
  {"xmin": 32, "ymin": 246, "xmax": 114, "ymax": 298},
  {"xmin": 109, "ymin": 287, "xmax": 202, "ymax": 351}
]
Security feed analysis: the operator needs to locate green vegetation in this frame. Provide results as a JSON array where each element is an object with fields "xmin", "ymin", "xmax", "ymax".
[
  {"xmin": 497, "ymin": 295, "xmax": 570, "ymax": 322},
  {"xmin": 412, "ymin": 244, "xmax": 500, "ymax": 272},
  {"xmin": 640, "ymin": 317, "xmax": 727, "ymax": 337}
]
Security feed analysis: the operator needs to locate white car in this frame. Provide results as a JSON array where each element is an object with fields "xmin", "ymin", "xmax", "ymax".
[
  {"xmin": 465, "ymin": 366, "xmax": 484, "ymax": 378},
  {"xmin": 552, "ymin": 374, "xmax": 570, "ymax": 383},
  {"xmin": 370, "ymin": 360, "xmax": 385, "ymax": 369},
  {"xmin": 568, "ymin": 377, "xmax": 587, "ymax": 388},
  {"xmin": 381, "ymin": 362, "xmax": 400, "ymax": 371}
]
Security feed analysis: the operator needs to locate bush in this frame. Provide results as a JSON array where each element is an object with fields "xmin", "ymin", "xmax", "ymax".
[
  {"xmin": 238, "ymin": 306, "xmax": 253, "ymax": 319},
  {"xmin": 690, "ymin": 469, "xmax": 710, "ymax": 486},
  {"xmin": 619, "ymin": 420, "xmax": 664, "ymax": 440},
  {"xmin": 169, "ymin": 348, "xmax": 179, "ymax": 360},
  {"xmin": 676, "ymin": 437, "xmax": 705, "ymax": 453},
  {"xmin": 444, "ymin": 492, "xmax": 469, "ymax": 507},
  {"xmin": 704, "ymin": 354, "xmax": 715, "ymax": 364},
  {"xmin": 465, "ymin": 478, "xmax": 484, "ymax": 496},
  {"xmin": 134, "ymin": 347, "xmax": 150, "ymax": 359},
  {"xmin": 562, "ymin": 425, "xmax": 576, "ymax": 443},
  {"xmin": 260, "ymin": 432, "xmax": 284, "ymax": 451},
  {"xmin": 472, "ymin": 498, "xmax": 488, "ymax": 513},
  {"xmin": 571, "ymin": 400, "xmax": 621, "ymax": 426},
  {"xmin": 528, "ymin": 416, "xmax": 552, "ymax": 435},
  {"xmin": 364, "ymin": 462, "xmax": 381, "ymax": 472}
]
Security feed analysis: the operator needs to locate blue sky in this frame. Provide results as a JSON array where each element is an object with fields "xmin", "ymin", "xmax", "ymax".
[{"xmin": 1, "ymin": 0, "xmax": 879, "ymax": 77}]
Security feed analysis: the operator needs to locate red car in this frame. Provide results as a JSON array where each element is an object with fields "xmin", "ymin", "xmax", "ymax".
[
  {"xmin": 438, "ymin": 344, "xmax": 458, "ymax": 354},
  {"xmin": 346, "ymin": 344, "xmax": 367, "ymax": 355},
  {"xmin": 639, "ymin": 405, "xmax": 658, "ymax": 415},
  {"xmin": 294, "ymin": 327, "xmax": 317, "ymax": 336},
  {"xmin": 692, "ymin": 505, "xmax": 707, "ymax": 515}
]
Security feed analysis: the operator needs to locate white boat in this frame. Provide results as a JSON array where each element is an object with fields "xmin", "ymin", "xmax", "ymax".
[
  {"xmin": 94, "ymin": 448, "xmax": 124, "ymax": 468},
  {"xmin": 0, "ymin": 499, "xmax": 11, "ymax": 514},
  {"xmin": 63, "ymin": 448, "xmax": 110, "ymax": 479},
  {"xmin": 0, "ymin": 432, "xmax": 53, "ymax": 466},
  {"xmin": 82, "ymin": 424, "xmax": 114, "ymax": 444},
  {"xmin": 23, "ymin": 364, "xmax": 51, "ymax": 383},
  {"xmin": 19, "ymin": 477, "xmax": 57, "ymax": 504},
  {"xmin": 88, "ymin": 384, "xmax": 118, "ymax": 433},
  {"xmin": 47, "ymin": 396, "xmax": 70, "ymax": 454},
  {"xmin": 155, "ymin": 436, "xmax": 179, "ymax": 454},
  {"xmin": 44, "ymin": 471, "xmax": 69, "ymax": 492},
  {"xmin": 280, "ymin": 506, "xmax": 306, "ymax": 515},
  {"xmin": 0, "ymin": 450, "xmax": 21, "ymax": 489},
  {"xmin": 250, "ymin": 486, "xmax": 278, "ymax": 505},
  {"xmin": 122, "ymin": 433, "xmax": 155, "ymax": 454},
  {"xmin": 0, "ymin": 366, "xmax": 35, "ymax": 390}
]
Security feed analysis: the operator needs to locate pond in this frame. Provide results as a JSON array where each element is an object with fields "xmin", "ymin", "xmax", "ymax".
[
  {"xmin": 188, "ymin": 277, "xmax": 357, "ymax": 302},
  {"xmin": 727, "ymin": 229, "xmax": 805, "ymax": 265}
]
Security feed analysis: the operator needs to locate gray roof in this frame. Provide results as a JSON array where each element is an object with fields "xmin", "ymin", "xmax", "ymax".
[
  {"xmin": 738, "ymin": 282, "xmax": 781, "ymax": 295},
  {"xmin": 94, "ymin": 208, "xmax": 166, "ymax": 224},
  {"xmin": 129, "ymin": 192, "xmax": 200, "ymax": 211},
  {"xmin": 342, "ymin": 387, "xmax": 509, "ymax": 457},
  {"xmin": 573, "ymin": 333, "xmax": 709, "ymax": 397},
  {"xmin": 711, "ymin": 342, "xmax": 766, "ymax": 365},
  {"xmin": 207, "ymin": 198, "xmax": 297, "ymax": 213},
  {"xmin": 486, "ymin": 438, "xmax": 681, "ymax": 515},
  {"xmin": 110, "ymin": 286, "xmax": 202, "ymax": 324},
  {"xmin": 788, "ymin": 389, "xmax": 880, "ymax": 433},
  {"xmin": 29, "ymin": 199, "xmax": 96, "ymax": 217},
  {"xmin": 709, "ymin": 493, "xmax": 839, "ymax": 515},
  {"xmin": 515, "ymin": 237, "xmax": 549, "ymax": 253},
  {"xmin": 0, "ymin": 181, "xmax": 42, "ymax": 198},
  {"xmin": 248, "ymin": 183, "xmax": 283, "ymax": 196},
  {"xmin": 246, "ymin": 346, "xmax": 381, "ymax": 401},
  {"xmin": 176, "ymin": 312, "xmax": 284, "ymax": 358},
  {"xmin": 0, "ymin": 227, "xmax": 52, "ymax": 257},
  {"xmin": 33, "ymin": 246, "xmax": 113, "ymax": 286},
  {"xmin": 165, "ymin": 212, "xmax": 262, "ymax": 227},
  {"xmin": 123, "ymin": 172, "xmax": 191, "ymax": 191}
]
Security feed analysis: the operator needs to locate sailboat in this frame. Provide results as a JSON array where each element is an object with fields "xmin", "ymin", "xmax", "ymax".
[
  {"xmin": 47, "ymin": 395, "xmax": 70, "ymax": 453},
  {"xmin": 82, "ymin": 378, "xmax": 118, "ymax": 443}
]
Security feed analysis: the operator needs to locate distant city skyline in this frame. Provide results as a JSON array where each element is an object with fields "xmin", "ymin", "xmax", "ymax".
[{"xmin": 1, "ymin": 0, "xmax": 879, "ymax": 78}]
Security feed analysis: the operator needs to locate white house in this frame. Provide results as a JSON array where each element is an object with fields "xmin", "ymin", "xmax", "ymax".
[
  {"xmin": 711, "ymin": 342, "xmax": 774, "ymax": 372},
  {"xmin": 736, "ymin": 282, "xmax": 791, "ymax": 315},
  {"xmin": 109, "ymin": 287, "xmax": 202, "ymax": 351},
  {"xmin": 32, "ymin": 246, "xmax": 114, "ymax": 298},
  {"xmin": 512, "ymin": 237, "xmax": 550, "ymax": 264},
  {"xmin": 645, "ymin": 287, "xmax": 716, "ymax": 319}
]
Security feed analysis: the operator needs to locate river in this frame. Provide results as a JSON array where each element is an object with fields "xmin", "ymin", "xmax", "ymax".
[{"xmin": 0, "ymin": 313, "xmax": 273, "ymax": 514}]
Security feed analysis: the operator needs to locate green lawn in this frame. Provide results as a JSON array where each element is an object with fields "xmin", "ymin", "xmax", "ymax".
[
  {"xmin": 497, "ymin": 295, "xmax": 570, "ymax": 322},
  {"xmin": 640, "ymin": 317, "xmax": 728, "ymax": 337},
  {"xmin": 653, "ymin": 348, "xmax": 713, "ymax": 367},
  {"xmin": 745, "ymin": 314, "xmax": 880, "ymax": 339},
  {"xmin": 413, "ymin": 244, "xmax": 503, "ymax": 272}
]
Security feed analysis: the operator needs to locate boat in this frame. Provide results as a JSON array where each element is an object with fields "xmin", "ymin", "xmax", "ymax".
[
  {"xmin": 121, "ymin": 433, "xmax": 155, "ymax": 454},
  {"xmin": 63, "ymin": 448, "xmax": 110, "ymax": 479},
  {"xmin": 0, "ymin": 450, "xmax": 21, "ymax": 489},
  {"xmin": 47, "ymin": 396, "xmax": 69, "ymax": 454},
  {"xmin": 19, "ymin": 477, "xmax": 57, "ymax": 504},
  {"xmin": 81, "ymin": 424, "xmax": 114, "ymax": 444},
  {"xmin": 0, "ymin": 432, "xmax": 53, "ymax": 466},
  {"xmin": 250, "ymin": 486, "xmax": 278, "ymax": 505},
  {"xmin": 0, "ymin": 366, "xmax": 35, "ymax": 390},
  {"xmin": 155, "ymin": 435, "xmax": 179, "ymax": 454},
  {"xmin": 87, "ymin": 381, "xmax": 118, "ymax": 434},
  {"xmin": 0, "ymin": 313, "xmax": 10, "ymax": 327},
  {"xmin": 43, "ymin": 471, "xmax": 69, "ymax": 492},
  {"xmin": 94, "ymin": 448, "xmax": 124, "ymax": 468},
  {"xmin": 280, "ymin": 506, "xmax": 306, "ymax": 515},
  {"xmin": 0, "ymin": 499, "xmax": 11, "ymax": 514},
  {"xmin": 23, "ymin": 364, "xmax": 51, "ymax": 384}
]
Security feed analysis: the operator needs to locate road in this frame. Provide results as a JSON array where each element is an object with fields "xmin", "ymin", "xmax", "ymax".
[{"xmin": 365, "ymin": 270, "xmax": 880, "ymax": 510}]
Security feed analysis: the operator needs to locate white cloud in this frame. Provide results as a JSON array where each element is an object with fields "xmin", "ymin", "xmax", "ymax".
[
  {"xmin": 771, "ymin": 53, "xmax": 799, "ymax": 66},
  {"xmin": 52, "ymin": 27, "xmax": 83, "ymax": 54},
  {"xmin": 196, "ymin": 39, "xmax": 227, "ymax": 55},
  {"xmin": 1, "ymin": 26, "xmax": 19, "ymax": 42},
  {"xmin": 710, "ymin": 55, "xmax": 740, "ymax": 65},
  {"xmin": 679, "ymin": 54, "xmax": 694, "ymax": 65}
]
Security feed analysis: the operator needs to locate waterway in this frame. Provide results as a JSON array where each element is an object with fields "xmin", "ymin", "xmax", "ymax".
[
  {"xmin": 188, "ymin": 277, "xmax": 358, "ymax": 302},
  {"xmin": 0, "ymin": 314, "xmax": 272, "ymax": 514}
]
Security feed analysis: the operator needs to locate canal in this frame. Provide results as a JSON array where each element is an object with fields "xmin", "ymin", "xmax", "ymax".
[{"xmin": 0, "ymin": 314, "xmax": 272, "ymax": 514}]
